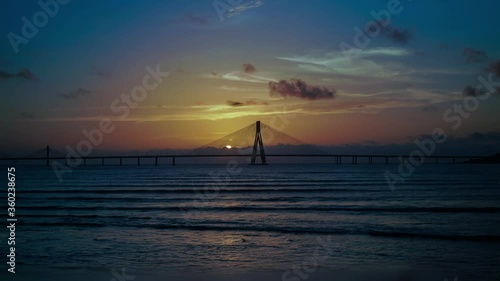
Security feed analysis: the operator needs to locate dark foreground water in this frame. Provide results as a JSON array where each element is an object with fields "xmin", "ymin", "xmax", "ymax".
[{"xmin": 0, "ymin": 164, "xmax": 499, "ymax": 280}]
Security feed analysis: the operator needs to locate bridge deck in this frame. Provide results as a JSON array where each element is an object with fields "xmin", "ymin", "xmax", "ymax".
[{"xmin": 0, "ymin": 154, "xmax": 484, "ymax": 166}]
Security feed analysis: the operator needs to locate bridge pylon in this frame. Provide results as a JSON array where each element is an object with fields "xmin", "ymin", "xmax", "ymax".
[{"xmin": 251, "ymin": 121, "xmax": 267, "ymax": 165}]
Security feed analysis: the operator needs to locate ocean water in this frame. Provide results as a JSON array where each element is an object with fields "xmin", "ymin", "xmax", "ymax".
[{"xmin": 1, "ymin": 163, "xmax": 499, "ymax": 280}]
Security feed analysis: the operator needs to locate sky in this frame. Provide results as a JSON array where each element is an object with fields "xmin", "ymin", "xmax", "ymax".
[{"xmin": 1, "ymin": 0, "xmax": 500, "ymax": 155}]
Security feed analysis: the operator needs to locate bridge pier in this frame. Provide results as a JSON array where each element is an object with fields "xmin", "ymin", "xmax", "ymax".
[
  {"xmin": 385, "ymin": 157, "xmax": 389, "ymax": 164},
  {"xmin": 155, "ymin": 157, "xmax": 158, "ymax": 166},
  {"xmin": 120, "ymin": 158, "xmax": 123, "ymax": 166},
  {"xmin": 83, "ymin": 158, "xmax": 86, "ymax": 166},
  {"xmin": 102, "ymin": 158, "xmax": 104, "ymax": 166},
  {"xmin": 172, "ymin": 156, "xmax": 176, "ymax": 166},
  {"xmin": 46, "ymin": 145, "xmax": 50, "ymax": 166},
  {"xmin": 138, "ymin": 157, "xmax": 141, "ymax": 166}
]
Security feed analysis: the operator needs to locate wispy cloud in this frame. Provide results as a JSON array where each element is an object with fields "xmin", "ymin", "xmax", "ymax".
[
  {"xmin": 0, "ymin": 68, "xmax": 38, "ymax": 81},
  {"xmin": 277, "ymin": 47, "xmax": 412, "ymax": 78},
  {"xmin": 421, "ymin": 105, "xmax": 439, "ymax": 113},
  {"xmin": 384, "ymin": 27, "xmax": 412, "ymax": 44},
  {"xmin": 61, "ymin": 88, "xmax": 92, "ymax": 100},
  {"xmin": 92, "ymin": 66, "xmax": 112, "ymax": 78},
  {"xmin": 203, "ymin": 65, "xmax": 276, "ymax": 83},
  {"xmin": 19, "ymin": 112, "xmax": 35, "ymax": 119},
  {"xmin": 226, "ymin": 0, "xmax": 264, "ymax": 18},
  {"xmin": 226, "ymin": 100, "xmax": 268, "ymax": 107},
  {"xmin": 462, "ymin": 86, "xmax": 478, "ymax": 97},
  {"xmin": 369, "ymin": 20, "xmax": 412, "ymax": 44},
  {"xmin": 207, "ymin": 71, "xmax": 222, "ymax": 78},
  {"xmin": 487, "ymin": 60, "xmax": 500, "ymax": 77},
  {"xmin": 218, "ymin": 85, "xmax": 265, "ymax": 92},
  {"xmin": 461, "ymin": 85, "xmax": 490, "ymax": 97},
  {"xmin": 183, "ymin": 12, "xmax": 210, "ymax": 25},
  {"xmin": 25, "ymin": 82, "xmax": 458, "ymax": 124},
  {"xmin": 462, "ymin": 47, "xmax": 488, "ymax": 63},
  {"xmin": 222, "ymin": 71, "xmax": 276, "ymax": 83}
]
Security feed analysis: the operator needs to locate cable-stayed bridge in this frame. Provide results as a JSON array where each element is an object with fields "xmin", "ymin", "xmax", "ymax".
[{"xmin": 0, "ymin": 121, "xmax": 484, "ymax": 166}]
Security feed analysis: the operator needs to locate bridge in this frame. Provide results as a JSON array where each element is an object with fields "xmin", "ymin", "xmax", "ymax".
[{"xmin": 0, "ymin": 121, "xmax": 484, "ymax": 166}]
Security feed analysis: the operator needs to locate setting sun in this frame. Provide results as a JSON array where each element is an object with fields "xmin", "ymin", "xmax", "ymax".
[{"xmin": 225, "ymin": 145, "xmax": 232, "ymax": 149}]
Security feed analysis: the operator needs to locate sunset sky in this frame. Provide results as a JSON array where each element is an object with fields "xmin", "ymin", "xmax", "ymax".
[{"xmin": 1, "ymin": 0, "xmax": 500, "ymax": 154}]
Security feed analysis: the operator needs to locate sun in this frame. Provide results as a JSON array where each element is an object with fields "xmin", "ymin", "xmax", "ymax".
[{"xmin": 225, "ymin": 145, "xmax": 232, "ymax": 149}]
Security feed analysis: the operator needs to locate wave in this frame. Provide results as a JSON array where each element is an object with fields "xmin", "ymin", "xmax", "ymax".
[
  {"xmin": 13, "ymin": 195, "xmax": 403, "ymax": 202},
  {"xmin": 15, "ymin": 184, "xmax": 496, "ymax": 195},
  {"xmin": 16, "ymin": 187, "xmax": 389, "ymax": 194},
  {"xmin": 20, "ymin": 221, "xmax": 500, "ymax": 242},
  {"xmin": 14, "ymin": 205, "xmax": 500, "ymax": 213},
  {"xmin": 16, "ymin": 214, "xmax": 152, "ymax": 220}
]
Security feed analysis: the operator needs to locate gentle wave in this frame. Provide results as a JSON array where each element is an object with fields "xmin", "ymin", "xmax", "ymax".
[
  {"xmin": 16, "ymin": 187, "xmax": 389, "ymax": 194},
  {"xmin": 15, "ymin": 205, "xmax": 500, "ymax": 213},
  {"xmin": 15, "ymin": 196, "xmax": 385, "ymax": 202},
  {"xmin": 21, "ymin": 221, "xmax": 500, "ymax": 241}
]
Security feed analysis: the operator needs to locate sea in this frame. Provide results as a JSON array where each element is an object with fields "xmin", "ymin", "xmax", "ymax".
[{"xmin": 1, "ymin": 163, "xmax": 499, "ymax": 281}]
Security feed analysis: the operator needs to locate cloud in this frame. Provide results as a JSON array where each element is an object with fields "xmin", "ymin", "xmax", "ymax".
[
  {"xmin": 0, "ymin": 71, "xmax": 14, "ymax": 79},
  {"xmin": 385, "ymin": 27, "xmax": 411, "ymax": 44},
  {"xmin": 19, "ymin": 112, "xmax": 35, "ymax": 119},
  {"xmin": 92, "ymin": 66, "xmax": 112, "ymax": 78},
  {"xmin": 218, "ymin": 85, "xmax": 263, "ymax": 92},
  {"xmin": 487, "ymin": 60, "xmax": 500, "ymax": 77},
  {"xmin": 62, "ymin": 88, "xmax": 92, "ymax": 100},
  {"xmin": 96, "ymin": 71, "xmax": 112, "ymax": 78},
  {"xmin": 226, "ymin": 0, "xmax": 264, "ymax": 18},
  {"xmin": 227, "ymin": 100, "xmax": 245, "ymax": 107},
  {"xmin": 17, "ymin": 68, "xmax": 38, "ymax": 80},
  {"xmin": 183, "ymin": 12, "xmax": 209, "ymax": 25},
  {"xmin": 210, "ymin": 71, "xmax": 221, "ymax": 78},
  {"xmin": 223, "ymin": 71, "xmax": 276, "ymax": 83},
  {"xmin": 462, "ymin": 86, "xmax": 478, "ymax": 97},
  {"xmin": 204, "ymin": 64, "xmax": 272, "ymax": 84},
  {"xmin": 226, "ymin": 100, "xmax": 268, "ymax": 107},
  {"xmin": 462, "ymin": 47, "xmax": 488, "ymax": 63},
  {"xmin": 421, "ymin": 105, "xmax": 439, "ymax": 112},
  {"xmin": 276, "ymin": 47, "xmax": 412, "ymax": 78},
  {"xmin": 368, "ymin": 20, "xmax": 412, "ymax": 44},
  {"xmin": 0, "ymin": 68, "xmax": 38, "ymax": 81},
  {"xmin": 268, "ymin": 79, "xmax": 336, "ymax": 100},
  {"xmin": 29, "ymin": 87, "xmax": 452, "ymax": 123},
  {"xmin": 462, "ymin": 85, "xmax": 491, "ymax": 97},
  {"xmin": 242, "ymin": 63, "xmax": 256, "ymax": 74},
  {"xmin": 278, "ymin": 47, "xmax": 410, "ymax": 65}
]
